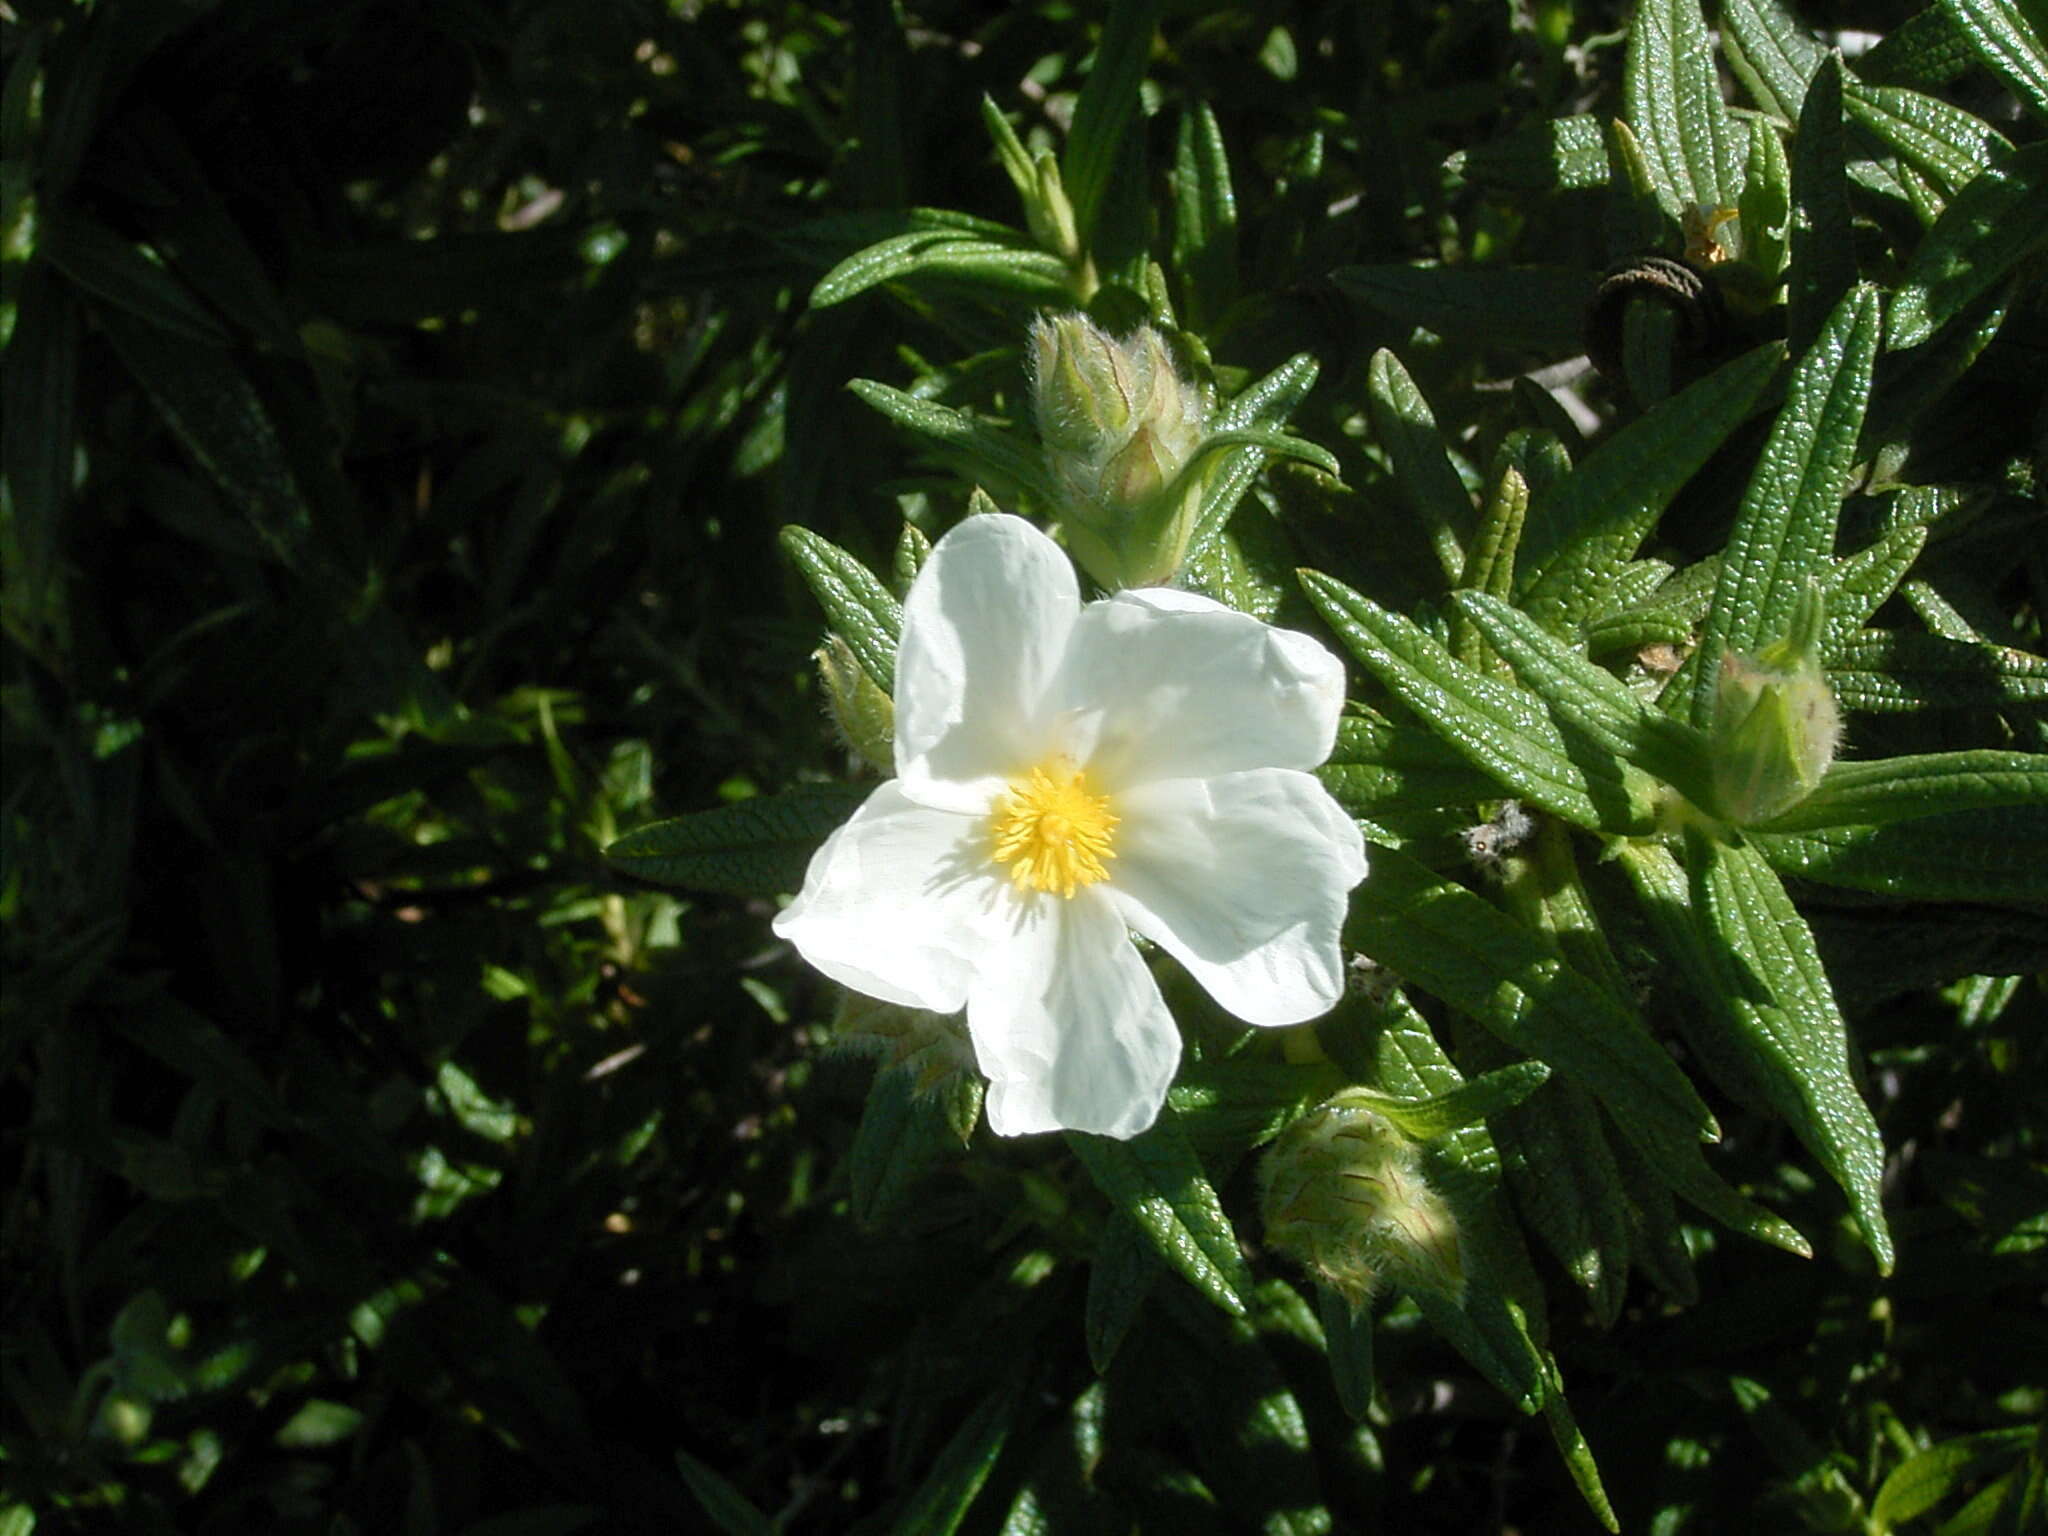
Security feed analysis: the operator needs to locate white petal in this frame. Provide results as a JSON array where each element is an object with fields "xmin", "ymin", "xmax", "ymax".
[
  {"xmin": 965, "ymin": 888, "xmax": 1181, "ymax": 1139},
  {"xmin": 772, "ymin": 780, "xmax": 1013, "ymax": 1013},
  {"xmin": 1107, "ymin": 769, "xmax": 1366, "ymax": 1026},
  {"xmin": 894, "ymin": 513, "xmax": 1081, "ymax": 812},
  {"xmin": 1048, "ymin": 592, "xmax": 1348, "ymax": 789}
]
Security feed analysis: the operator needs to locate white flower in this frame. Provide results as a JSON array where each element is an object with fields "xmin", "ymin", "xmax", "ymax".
[{"xmin": 773, "ymin": 513, "xmax": 1367, "ymax": 1139}]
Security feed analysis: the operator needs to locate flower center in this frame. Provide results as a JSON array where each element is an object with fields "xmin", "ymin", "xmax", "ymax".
[{"xmin": 989, "ymin": 757, "xmax": 1117, "ymax": 898}]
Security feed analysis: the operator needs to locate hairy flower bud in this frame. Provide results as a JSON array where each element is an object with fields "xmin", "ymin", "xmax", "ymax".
[
  {"xmin": 815, "ymin": 635, "xmax": 894, "ymax": 775},
  {"xmin": 1709, "ymin": 584, "xmax": 1842, "ymax": 826},
  {"xmin": 1260, "ymin": 1102, "xmax": 1464, "ymax": 1308},
  {"xmin": 1028, "ymin": 313, "xmax": 1209, "ymax": 590}
]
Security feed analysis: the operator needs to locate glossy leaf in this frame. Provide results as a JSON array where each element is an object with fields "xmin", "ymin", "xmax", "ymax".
[
  {"xmin": 605, "ymin": 785, "xmax": 866, "ymax": 897},
  {"xmin": 1364, "ymin": 348, "xmax": 1471, "ymax": 585},
  {"xmin": 1624, "ymin": 0, "xmax": 1746, "ymax": 217},
  {"xmin": 779, "ymin": 523, "xmax": 906, "ymax": 693},
  {"xmin": 1938, "ymin": 0, "xmax": 2048, "ymax": 120},
  {"xmin": 1888, "ymin": 141, "xmax": 2048, "ymax": 349}
]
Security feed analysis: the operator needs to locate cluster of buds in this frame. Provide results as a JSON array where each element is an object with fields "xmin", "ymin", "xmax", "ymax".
[
  {"xmin": 1259, "ymin": 1100, "xmax": 1463, "ymax": 1309},
  {"xmin": 1029, "ymin": 313, "xmax": 1212, "ymax": 591},
  {"xmin": 1708, "ymin": 583, "xmax": 1842, "ymax": 826}
]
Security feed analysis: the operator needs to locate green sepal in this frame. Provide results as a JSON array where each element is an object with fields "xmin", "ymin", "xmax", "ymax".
[
  {"xmin": 1067, "ymin": 1103, "xmax": 1254, "ymax": 1321},
  {"xmin": 605, "ymin": 784, "xmax": 866, "ymax": 896},
  {"xmin": 1301, "ymin": 571, "xmax": 1665, "ymax": 834},
  {"xmin": 778, "ymin": 523, "xmax": 904, "ymax": 693}
]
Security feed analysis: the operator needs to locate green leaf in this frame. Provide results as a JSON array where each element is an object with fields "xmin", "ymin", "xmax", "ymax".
[
  {"xmin": 1824, "ymin": 629, "xmax": 2048, "ymax": 712},
  {"xmin": 1825, "ymin": 522, "xmax": 1927, "ymax": 638},
  {"xmin": 1682, "ymin": 285, "xmax": 1881, "ymax": 727},
  {"xmin": 1188, "ymin": 352, "xmax": 1321, "ymax": 552},
  {"xmin": 845, "ymin": 380, "xmax": 1055, "ymax": 512},
  {"xmin": 849, "ymin": 1065, "xmax": 969, "ymax": 1228},
  {"xmin": 1449, "ymin": 590, "xmax": 1719, "ymax": 810},
  {"xmin": 1062, "ymin": 0, "xmax": 1163, "ymax": 245},
  {"xmin": 673, "ymin": 1450, "xmax": 776, "ymax": 1536},
  {"xmin": 1316, "ymin": 1284, "xmax": 1376, "ymax": 1421},
  {"xmin": 1624, "ymin": 0, "xmax": 1746, "ymax": 217},
  {"xmin": 1084, "ymin": 1212, "xmax": 1159, "ymax": 1374},
  {"xmin": 1067, "ymin": 1104, "xmax": 1253, "ymax": 1319},
  {"xmin": 1542, "ymin": 1365, "xmax": 1621, "ymax": 1534},
  {"xmin": 1859, "ymin": 5, "xmax": 1979, "ymax": 89},
  {"xmin": 1446, "ymin": 113, "xmax": 1612, "ymax": 191},
  {"xmin": 1843, "ymin": 81, "xmax": 2013, "ymax": 204},
  {"xmin": 1938, "ymin": 0, "xmax": 2048, "ymax": 121},
  {"xmin": 1755, "ymin": 750, "xmax": 2048, "ymax": 833},
  {"xmin": 0, "ymin": 265, "xmax": 80, "ymax": 657},
  {"xmin": 1516, "ymin": 343, "xmax": 1781, "ymax": 628},
  {"xmin": 1171, "ymin": 103, "xmax": 1239, "ymax": 330},
  {"xmin": 1789, "ymin": 53, "xmax": 1858, "ymax": 356},
  {"xmin": 1888, "ymin": 141, "xmax": 2048, "ymax": 349},
  {"xmin": 1450, "ymin": 464, "xmax": 1527, "ymax": 671},
  {"xmin": 810, "ymin": 229, "xmax": 1075, "ymax": 309},
  {"xmin": 778, "ymin": 523, "xmax": 905, "ymax": 693},
  {"xmin": 1873, "ymin": 1427, "xmax": 2038, "ymax": 1527},
  {"xmin": 42, "ymin": 206, "xmax": 228, "ymax": 344},
  {"xmin": 1334, "ymin": 1060, "xmax": 1554, "ymax": 1139},
  {"xmin": 1694, "ymin": 839, "xmax": 1893, "ymax": 1270},
  {"xmin": 891, "ymin": 1382, "xmax": 1019, "ymax": 1536},
  {"xmin": 1493, "ymin": 1078, "xmax": 1634, "ymax": 1326},
  {"xmin": 1751, "ymin": 806, "xmax": 2048, "ymax": 901},
  {"xmin": 1333, "ymin": 265, "xmax": 1598, "ymax": 356},
  {"xmin": 1303, "ymin": 572, "xmax": 1665, "ymax": 833},
  {"xmin": 1364, "ymin": 348, "xmax": 1472, "ymax": 585},
  {"xmin": 605, "ymin": 785, "xmax": 866, "ymax": 897},
  {"xmin": 1721, "ymin": 0, "xmax": 1827, "ymax": 122},
  {"xmin": 1315, "ymin": 709, "xmax": 1504, "ymax": 848}
]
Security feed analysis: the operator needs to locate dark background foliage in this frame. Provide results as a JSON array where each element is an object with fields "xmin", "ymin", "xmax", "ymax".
[{"xmin": 3, "ymin": 1, "xmax": 2041, "ymax": 1532}]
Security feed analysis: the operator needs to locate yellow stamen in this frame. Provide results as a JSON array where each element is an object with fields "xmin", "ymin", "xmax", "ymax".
[{"xmin": 989, "ymin": 757, "xmax": 1117, "ymax": 898}]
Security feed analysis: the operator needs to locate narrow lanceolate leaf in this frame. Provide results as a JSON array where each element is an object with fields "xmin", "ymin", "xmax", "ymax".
[
  {"xmin": 1190, "ymin": 353, "xmax": 1321, "ymax": 552},
  {"xmin": 1067, "ymin": 1104, "xmax": 1253, "ymax": 1320},
  {"xmin": 1315, "ymin": 709, "xmax": 1505, "ymax": 847},
  {"xmin": 1859, "ymin": 5, "xmax": 1980, "ymax": 88},
  {"xmin": 1516, "ymin": 344, "xmax": 1782, "ymax": 628},
  {"xmin": 893, "ymin": 1381, "xmax": 1020, "ymax": 1536},
  {"xmin": 1496, "ymin": 1078, "xmax": 1635, "ymax": 1327},
  {"xmin": 1450, "ymin": 465, "xmax": 1527, "ymax": 672},
  {"xmin": 1682, "ymin": 286, "xmax": 1881, "ymax": 727},
  {"xmin": 1825, "ymin": 629, "xmax": 2048, "ymax": 712},
  {"xmin": 1754, "ymin": 750, "xmax": 2048, "ymax": 833},
  {"xmin": 1624, "ymin": 0, "xmax": 1747, "ymax": 215},
  {"xmin": 1084, "ymin": 1212, "xmax": 1159, "ymax": 1373},
  {"xmin": 606, "ymin": 785, "xmax": 866, "ymax": 896},
  {"xmin": 1316, "ymin": 1284, "xmax": 1376, "ymax": 1422},
  {"xmin": 1871, "ymin": 1427, "xmax": 2039, "ymax": 1529},
  {"xmin": 1445, "ymin": 114, "xmax": 1612, "ymax": 191},
  {"xmin": 779, "ymin": 523, "xmax": 904, "ymax": 692},
  {"xmin": 675, "ymin": 1449, "xmax": 776, "ymax": 1536},
  {"xmin": 0, "ymin": 266, "xmax": 79, "ymax": 653},
  {"xmin": 846, "ymin": 380, "xmax": 1056, "ymax": 512},
  {"xmin": 1938, "ymin": 0, "xmax": 2048, "ymax": 120},
  {"xmin": 1752, "ymin": 806, "xmax": 2048, "ymax": 902},
  {"xmin": 1789, "ymin": 53, "xmax": 1857, "ymax": 356},
  {"xmin": 1334, "ymin": 265, "xmax": 1597, "ymax": 355},
  {"xmin": 1302, "ymin": 572, "xmax": 1664, "ymax": 834},
  {"xmin": 1543, "ymin": 1359, "xmax": 1621, "ymax": 1534},
  {"xmin": 42, "ymin": 208, "xmax": 228, "ymax": 344},
  {"xmin": 1721, "ymin": 0, "xmax": 1826, "ymax": 122},
  {"xmin": 1843, "ymin": 81, "xmax": 2014, "ymax": 203},
  {"xmin": 1352, "ymin": 851, "xmax": 1812, "ymax": 1259},
  {"xmin": 1825, "ymin": 523, "xmax": 1927, "ymax": 638},
  {"xmin": 1695, "ymin": 840, "xmax": 1893, "ymax": 1270},
  {"xmin": 1061, "ymin": 0, "xmax": 1162, "ymax": 244},
  {"xmin": 810, "ymin": 229, "xmax": 1074, "ymax": 308},
  {"xmin": 849, "ymin": 1066, "xmax": 964, "ymax": 1228},
  {"xmin": 1336, "ymin": 1061, "xmax": 1554, "ymax": 1140},
  {"xmin": 1889, "ymin": 142, "xmax": 2048, "ymax": 348},
  {"xmin": 1364, "ymin": 348, "xmax": 1472, "ymax": 585},
  {"xmin": 1450, "ymin": 591, "xmax": 1718, "ymax": 810},
  {"xmin": 1171, "ymin": 102, "xmax": 1240, "ymax": 330}
]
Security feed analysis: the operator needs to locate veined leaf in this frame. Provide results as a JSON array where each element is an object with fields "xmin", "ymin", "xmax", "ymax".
[
  {"xmin": 1938, "ymin": 0, "xmax": 2048, "ymax": 121},
  {"xmin": 1624, "ymin": 0, "xmax": 1747, "ymax": 217},
  {"xmin": 845, "ymin": 380, "xmax": 1055, "ymax": 513},
  {"xmin": 1681, "ymin": 286, "xmax": 1881, "ymax": 728},
  {"xmin": 1889, "ymin": 141, "xmax": 2048, "ymax": 349},
  {"xmin": 1755, "ymin": 750, "xmax": 2048, "ymax": 833},
  {"xmin": 1084, "ymin": 1212, "xmax": 1158, "ymax": 1374},
  {"xmin": 849, "ymin": 1065, "xmax": 973, "ymax": 1228},
  {"xmin": 1825, "ymin": 522, "xmax": 1927, "ymax": 639},
  {"xmin": 1752, "ymin": 806, "xmax": 2048, "ymax": 901},
  {"xmin": 1871, "ymin": 1426, "xmax": 2038, "ymax": 1527},
  {"xmin": 1364, "ymin": 348, "xmax": 1472, "ymax": 585},
  {"xmin": 810, "ymin": 229, "xmax": 1074, "ymax": 308},
  {"xmin": 1315, "ymin": 709, "xmax": 1505, "ymax": 847},
  {"xmin": 41, "ymin": 210, "xmax": 227, "ymax": 346},
  {"xmin": 1789, "ymin": 53, "xmax": 1857, "ymax": 356},
  {"xmin": 1825, "ymin": 629, "xmax": 2048, "ymax": 712},
  {"xmin": 1450, "ymin": 465, "xmax": 1527, "ymax": 672},
  {"xmin": 1334, "ymin": 265, "xmax": 1596, "ymax": 355},
  {"xmin": 1843, "ymin": 81, "xmax": 2013, "ymax": 203},
  {"xmin": 675, "ymin": 1449, "xmax": 776, "ymax": 1536},
  {"xmin": 1721, "ymin": 0, "xmax": 1826, "ymax": 122},
  {"xmin": 892, "ymin": 1381, "xmax": 1020, "ymax": 1536},
  {"xmin": 1061, "ymin": 0, "xmax": 1161, "ymax": 246},
  {"xmin": 1446, "ymin": 114, "xmax": 1612, "ymax": 191},
  {"xmin": 1316, "ymin": 1284, "xmax": 1376, "ymax": 1422},
  {"xmin": 1171, "ymin": 102, "xmax": 1239, "ymax": 330},
  {"xmin": 1067, "ymin": 1104, "xmax": 1253, "ymax": 1320},
  {"xmin": 1302, "ymin": 571, "xmax": 1664, "ymax": 834},
  {"xmin": 1333, "ymin": 1060, "xmax": 1553, "ymax": 1140},
  {"xmin": 1188, "ymin": 352, "xmax": 1321, "ymax": 553},
  {"xmin": 606, "ymin": 785, "xmax": 866, "ymax": 896},
  {"xmin": 1693, "ymin": 840, "xmax": 1892, "ymax": 1270},
  {"xmin": 1859, "ymin": 5, "xmax": 1979, "ymax": 88},
  {"xmin": 1516, "ymin": 343, "xmax": 1781, "ymax": 628},
  {"xmin": 779, "ymin": 524, "xmax": 905, "ymax": 693}
]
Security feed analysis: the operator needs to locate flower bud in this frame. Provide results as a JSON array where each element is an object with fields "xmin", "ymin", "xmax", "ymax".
[
  {"xmin": 1028, "ymin": 313, "xmax": 1209, "ymax": 590},
  {"xmin": 1709, "ymin": 584, "xmax": 1842, "ymax": 826},
  {"xmin": 815, "ymin": 636, "xmax": 894, "ymax": 775},
  {"xmin": 1259, "ymin": 1101, "xmax": 1463, "ymax": 1308}
]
